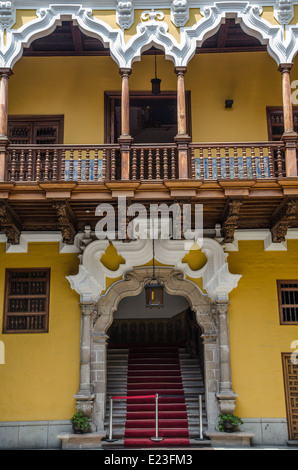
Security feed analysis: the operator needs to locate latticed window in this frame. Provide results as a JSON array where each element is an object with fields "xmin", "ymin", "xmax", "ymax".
[
  {"xmin": 277, "ymin": 280, "xmax": 298, "ymax": 324},
  {"xmin": 3, "ymin": 269, "xmax": 50, "ymax": 333}
]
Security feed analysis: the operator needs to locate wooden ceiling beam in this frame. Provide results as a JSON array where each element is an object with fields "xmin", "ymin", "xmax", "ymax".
[
  {"xmin": 71, "ymin": 23, "xmax": 83, "ymax": 53},
  {"xmin": 217, "ymin": 19, "xmax": 230, "ymax": 49}
]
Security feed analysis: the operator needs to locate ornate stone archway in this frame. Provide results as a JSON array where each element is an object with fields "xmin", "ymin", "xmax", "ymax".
[{"xmin": 68, "ymin": 235, "xmax": 241, "ymax": 433}]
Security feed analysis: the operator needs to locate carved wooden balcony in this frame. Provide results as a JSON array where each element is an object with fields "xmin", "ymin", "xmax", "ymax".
[{"xmin": 4, "ymin": 140, "xmax": 287, "ymax": 183}]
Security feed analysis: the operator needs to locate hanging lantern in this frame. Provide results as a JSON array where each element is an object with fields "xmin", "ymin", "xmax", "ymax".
[
  {"xmin": 144, "ymin": 235, "xmax": 164, "ymax": 308},
  {"xmin": 145, "ymin": 278, "xmax": 164, "ymax": 308},
  {"xmin": 151, "ymin": 51, "xmax": 161, "ymax": 94}
]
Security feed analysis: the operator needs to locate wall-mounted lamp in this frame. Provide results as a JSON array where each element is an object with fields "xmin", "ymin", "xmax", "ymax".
[{"xmin": 225, "ymin": 99, "xmax": 233, "ymax": 109}]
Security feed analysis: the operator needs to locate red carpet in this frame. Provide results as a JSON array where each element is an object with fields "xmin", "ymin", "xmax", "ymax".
[{"xmin": 123, "ymin": 346, "xmax": 190, "ymax": 448}]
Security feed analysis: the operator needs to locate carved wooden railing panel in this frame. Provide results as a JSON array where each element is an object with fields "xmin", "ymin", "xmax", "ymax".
[
  {"xmin": 130, "ymin": 143, "xmax": 178, "ymax": 180},
  {"xmin": 5, "ymin": 141, "xmax": 287, "ymax": 182},
  {"xmin": 189, "ymin": 141, "xmax": 286, "ymax": 179}
]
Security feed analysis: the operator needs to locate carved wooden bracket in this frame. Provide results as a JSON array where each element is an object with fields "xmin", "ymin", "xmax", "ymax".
[
  {"xmin": 271, "ymin": 197, "xmax": 298, "ymax": 243},
  {"xmin": 52, "ymin": 199, "xmax": 77, "ymax": 245},
  {"xmin": 0, "ymin": 200, "xmax": 21, "ymax": 244},
  {"xmin": 222, "ymin": 198, "xmax": 244, "ymax": 243}
]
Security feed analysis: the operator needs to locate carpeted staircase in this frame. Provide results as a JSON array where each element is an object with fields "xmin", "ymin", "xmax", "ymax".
[{"xmin": 103, "ymin": 344, "xmax": 209, "ymax": 448}]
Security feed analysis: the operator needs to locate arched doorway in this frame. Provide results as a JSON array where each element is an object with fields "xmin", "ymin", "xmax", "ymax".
[{"xmin": 67, "ymin": 235, "xmax": 241, "ymax": 444}]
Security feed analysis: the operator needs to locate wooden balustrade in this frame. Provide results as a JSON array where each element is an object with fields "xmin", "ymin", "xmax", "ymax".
[
  {"xmin": 4, "ymin": 141, "xmax": 288, "ymax": 183},
  {"xmin": 189, "ymin": 141, "xmax": 286, "ymax": 179}
]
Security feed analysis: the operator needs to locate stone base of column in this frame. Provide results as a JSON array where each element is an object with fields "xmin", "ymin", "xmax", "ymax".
[
  {"xmin": 205, "ymin": 430, "xmax": 255, "ymax": 448},
  {"xmin": 57, "ymin": 431, "xmax": 106, "ymax": 450}
]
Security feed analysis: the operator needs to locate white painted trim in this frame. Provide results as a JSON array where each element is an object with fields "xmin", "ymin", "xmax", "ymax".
[
  {"xmin": 223, "ymin": 228, "xmax": 298, "ymax": 251},
  {"xmin": 2, "ymin": 1, "xmax": 298, "ymax": 69},
  {"xmin": 0, "ymin": 231, "xmax": 83, "ymax": 253}
]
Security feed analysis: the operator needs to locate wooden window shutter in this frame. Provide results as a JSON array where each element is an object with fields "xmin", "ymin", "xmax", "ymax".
[{"xmin": 3, "ymin": 268, "xmax": 50, "ymax": 333}]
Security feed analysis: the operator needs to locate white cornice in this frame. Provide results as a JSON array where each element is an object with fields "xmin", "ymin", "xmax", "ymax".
[{"xmin": 13, "ymin": 1, "xmax": 298, "ymax": 8}]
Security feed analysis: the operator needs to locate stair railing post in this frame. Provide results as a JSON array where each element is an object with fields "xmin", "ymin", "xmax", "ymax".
[
  {"xmin": 109, "ymin": 397, "xmax": 113, "ymax": 441},
  {"xmin": 150, "ymin": 394, "xmax": 164, "ymax": 442},
  {"xmin": 199, "ymin": 394, "xmax": 203, "ymax": 440}
]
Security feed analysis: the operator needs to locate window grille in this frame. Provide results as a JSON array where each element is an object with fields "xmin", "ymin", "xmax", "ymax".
[
  {"xmin": 277, "ymin": 280, "xmax": 298, "ymax": 324},
  {"xmin": 3, "ymin": 269, "xmax": 50, "ymax": 333}
]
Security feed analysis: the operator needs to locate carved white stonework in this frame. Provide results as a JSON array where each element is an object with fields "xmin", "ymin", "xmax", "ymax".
[
  {"xmin": 274, "ymin": 0, "xmax": 294, "ymax": 25},
  {"xmin": 0, "ymin": 1, "xmax": 15, "ymax": 30},
  {"xmin": 171, "ymin": 0, "xmax": 189, "ymax": 27},
  {"xmin": 116, "ymin": 0, "xmax": 134, "ymax": 30},
  {"xmin": 67, "ymin": 236, "xmax": 241, "ymax": 303},
  {"xmin": 1, "ymin": 2, "xmax": 298, "ymax": 69}
]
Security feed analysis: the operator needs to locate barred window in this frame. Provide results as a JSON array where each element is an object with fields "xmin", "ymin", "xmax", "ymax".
[
  {"xmin": 3, "ymin": 269, "xmax": 50, "ymax": 333},
  {"xmin": 277, "ymin": 280, "xmax": 298, "ymax": 324}
]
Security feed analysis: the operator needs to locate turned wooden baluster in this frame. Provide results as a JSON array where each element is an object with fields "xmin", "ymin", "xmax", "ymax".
[
  {"xmin": 77, "ymin": 149, "xmax": 82, "ymax": 181},
  {"xmin": 259, "ymin": 146, "xmax": 264, "ymax": 178},
  {"xmin": 60, "ymin": 149, "xmax": 66, "ymax": 181},
  {"xmin": 190, "ymin": 148, "xmax": 195, "ymax": 179},
  {"xmin": 234, "ymin": 147, "xmax": 238, "ymax": 178},
  {"xmin": 163, "ymin": 148, "xmax": 169, "ymax": 179},
  {"xmin": 251, "ymin": 147, "xmax": 256, "ymax": 178},
  {"xmin": 19, "ymin": 149, "xmax": 25, "ymax": 181},
  {"xmin": 132, "ymin": 148, "xmax": 137, "ymax": 180},
  {"xmin": 216, "ymin": 147, "xmax": 221, "ymax": 179},
  {"xmin": 148, "ymin": 148, "xmax": 153, "ymax": 180},
  {"xmin": 101, "ymin": 149, "xmax": 106, "ymax": 181},
  {"xmin": 52, "ymin": 149, "xmax": 58, "ymax": 181},
  {"xmin": 156, "ymin": 148, "xmax": 160, "ymax": 180},
  {"xmin": 85, "ymin": 149, "xmax": 90, "ymax": 181},
  {"xmin": 243, "ymin": 147, "xmax": 247, "ymax": 179},
  {"xmin": 27, "ymin": 149, "xmax": 33, "ymax": 182},
  {"xmin": 111, "ymin": 149, "xmax": 116, "ymax": 181},
  {"xmin": 200, "ymin": 147, "xmax": 206, "ymax": 180},
  {"xmin": 10, "ymin": 149, "xmax": 16, "ymax": 181},
  {"xmin": 140, "ymin": 148, "xmax": 144, "ymax": 180},
  {"xmin": 225, "ymin": 147, "xmax": 229, "ymax": 179},
  {"xmin": 207, "ymin": 147, "xmax": 212, "ymax": 179},
  {"xmin": 36, "ymin": 150, "xmax": 41, "ymax": 181},
  {"xmin": 276, "ymin": 146, "xmax": 284, "ymax": 177},
  {"xmin": 171, "ymin": 148, "xmax": 176, "ymax": 179},
  {"xmin": 44, "ymin": 149, "xmax": 49, "ymax": 181},
  {"xmin": 69, "ymin": 149, "xmax": 74, "ymax": 181},
  {"xmin": 93, "ymin": 149, "xmax": 99, "ymax": 181},
  {"xmin": 268, "ymin": 147, "xmax": 274, "ymax": 178}
]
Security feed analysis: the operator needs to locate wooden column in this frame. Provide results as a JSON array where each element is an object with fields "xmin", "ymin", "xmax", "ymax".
[
  {"xmin": 0, "ymin": 68, "xmax": 12, "ymax": 182},
  {"xmin": 279, "ymin": 63, "xmax": 298, "ymax": 177},
  {"xmin": 119, "ymin": 68, "xmax": 133, "ymax": 180},
  {"xmin": 175, "ymin": 66, "xmax": 190, "ymax": 179}
]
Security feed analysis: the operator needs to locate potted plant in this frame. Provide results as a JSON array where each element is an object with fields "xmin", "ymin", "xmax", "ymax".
[
  {"xmin": 70, "ymin": 409, "xmax": 92, "ymax": 434},
  {"xmin": 217, "ymin": 413, "xmax": 243, "ymax": 433}
]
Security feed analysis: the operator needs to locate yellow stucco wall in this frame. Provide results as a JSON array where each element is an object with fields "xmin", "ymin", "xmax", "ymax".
[
  {"xmin": 186, "ymin": 240, "xmax": 298, "ymax": 419},
  {"xmin": 8, "ymin": 50, "xmax": 293, "ymax": 144},
  {"xmin": 0, "ymin": 243, "xmax": 80, "ymax": 421}
]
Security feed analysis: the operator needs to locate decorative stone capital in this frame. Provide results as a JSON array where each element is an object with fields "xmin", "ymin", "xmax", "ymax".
[
  {"xmin": 80, "ymin": 301, "xmax": 96, "ymax": 316},
  {"xmin": 74, "ymin": 393, "xmax": 95, "ymax": 421},
  {"xmin": 216, "ymin": 391, "xmax": 238, "ymax": 415}
]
